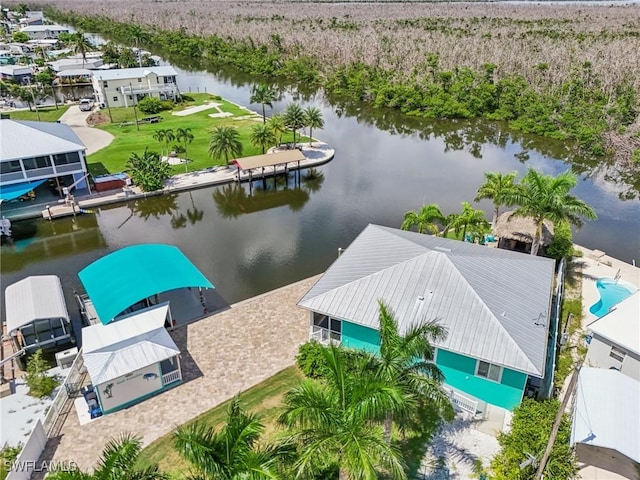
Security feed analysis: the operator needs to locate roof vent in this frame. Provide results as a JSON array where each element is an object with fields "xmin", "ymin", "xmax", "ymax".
[
  {"xmin": 418, "ymin": 296, "xmax": 424, "ymax": 301},
  {"xmin": 434, "ymin": 247, "xmax": 452, "ymax": 253}
]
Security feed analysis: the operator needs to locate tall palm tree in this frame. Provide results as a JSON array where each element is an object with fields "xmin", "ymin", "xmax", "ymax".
[
  {"xmin": 48, "ymin": 434, "xmax": 166, "ymax": 480},
  {"xmin": 176, "ymin": 127, "xmax": 194, "ymax": 172},
  {"xmin": 71, "ymin": 31, "xmax": 92, "ymax": 69},
  {"xmin": 279, "ymin": 345, "xmax": 409, "ymax": 480},
  {"xmin": 401, "ymin": 204, "xmax": 445, "ymax": 235},
  {"xmin": 474, "ymin": 171, "xmax": 519, "ymax": 227},
  {"xmin": 209, "ymin": 126, "xmax": 243, "ymax": 166},
  {"xmin": 445, "ymin": 202, "xmax": 490, "ymax": 241},
  {"xmin": 504, "ymin": 168, "xmax": 597, "ymax": 255},
  {"xmin": 371, "ymin": 300, "xmax": 454, "ymax": 442},
  {"xmin": 174, "ymin": 396, "xmax": 292, "ymax": 479},
  {"xmin": 250, "ymin": 123, "xmax": 276, "ymax": 154},
  {"xmin": 283, "ymin": 103, "xmax": 305, "ymax": 147},
  {"xmin": 249, "ymin": 84, "xmax": 278, "ymax": 123},
  {"xmin": 303, "ymin": 106, "xmax": 324, "ymax": 147},
  {"xmin": 153, "ymin": 129, "xmax": 167, "ymax": 156},
  {"xmin": 267, "ymin": 114, "xmax": 287, "ymax": 147}
]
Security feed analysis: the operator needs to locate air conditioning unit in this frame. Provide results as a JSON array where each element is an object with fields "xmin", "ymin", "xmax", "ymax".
[{"xmin": 55, "ymin": 347, "xmax": 79, "ymax": 369}]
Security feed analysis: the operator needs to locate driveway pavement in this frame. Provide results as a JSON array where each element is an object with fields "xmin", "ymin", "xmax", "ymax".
[
  {"xmin": 36, "ymin": 276, "xmax": 316, "ymax": 472},
  {"xmin": 59, "ymin": 105, "xmax": 114, "ymax": 155}
]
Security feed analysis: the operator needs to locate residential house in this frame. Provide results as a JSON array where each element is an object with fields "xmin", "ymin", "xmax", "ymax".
[
  {"xmin": 50, "ymin": 57, "xmax": 103, "ymax": 72},
  {"xmin": 298, "ymin": 224, "xmax": 558, "ymax": 413},
  {"xmin": 19, "ymin": 24, "xmax": 69, "ymax": 40},
  {"xmin": 585, "ymin": 291, "xmax": 640, "ymax": 381},
  {"xmin": 0, "ymin": 64, "xmax": 32, "ymax": 83},
  {"xmin": 91, "ymin": 66, "xmax": 180, "ymax": 108},
  {"xmin": 0, "ymin": 119, "xmax": 89, "ymax": 203},
  {"xmin": 571, "ymin": 367, "xmax": 640, "ymax": 480},
  {"xmin": 19, "ymin": 11, "xmax": 44, "ymax": 26}
]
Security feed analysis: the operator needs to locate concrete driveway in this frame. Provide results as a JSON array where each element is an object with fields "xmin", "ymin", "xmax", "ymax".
[{"xmin": 60, "ymin": 105, "xmax": 114, "ymax": 155}]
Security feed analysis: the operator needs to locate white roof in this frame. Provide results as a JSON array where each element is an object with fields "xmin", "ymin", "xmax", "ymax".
[
  {"xmin": 4, "ymin": 275, "xmax": 70, "ymax": 335},
  {"xmin": 56, "ymin": 69, "xmax": 93, "ymax": 77},
  {"xmin": 20, "ymin": 25, "xmax": 69, "ymax": 32},
  {"xmin": 572, "ymin": 367, "xmax": 640, "ymax": 463},
  {"xmin": 0, "ymin": 65, "xmax": 32, "ymax": 75},
  {"xmin": 82, "ymin": 304, "xmax": 179, "ymax": 385},
  {"xmin": 587, "ymin": 292, "xmax": 640, "ymax": 355},
  {"xmin": 0, "ymin": 120, "xmax": 86, "ymax": 161},
  {"xmin": 94, "ymin": 66, "xmax": 177, "ymax": 81}
]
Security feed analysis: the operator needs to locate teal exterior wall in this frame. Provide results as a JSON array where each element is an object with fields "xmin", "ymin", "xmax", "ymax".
[
  {"xmin": 339, "ymin": 320, "xmax": 527, "ymax": 411},
  {"xmin": 436, "ymin": 349, "xmax": 526, "ymax": 411}
]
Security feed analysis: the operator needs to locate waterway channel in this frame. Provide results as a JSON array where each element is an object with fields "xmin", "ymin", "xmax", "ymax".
[{"xmin": 1, "ymin": 60, "xmax": 639, "ymax": 318}]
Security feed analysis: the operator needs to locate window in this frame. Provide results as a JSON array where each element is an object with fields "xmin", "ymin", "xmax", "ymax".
[
  {"xmin": 137, "ymin": 78, "xmax": 142, "ymax": 82},
  {"xmin": 610, "ymin": 346, "xmax": 626, "ymax": 362},
  {"xmin": 0, "ymin": 160, "xmax": 23, "ymax": 174},
  {"xmin": 22, "ymin": 155, "xmax": 51, "ymax": 170},
  {"xmin": 113, "ymin": 96, "xmax": 118, "ymax": 102},
  {"xmin": 103, "ymin": 81, "xmax": 108, "ymax": 87},
  {"xmin": 53, "ymin": 152, "xmax": 80, "ymax": 166},
  {"xmin": 312, "ymin": 313, "xmax": 342, "ymax": 342},
  {"xmin": 476, "ymin": 361, "xmax": 502, "ymax": 382}
]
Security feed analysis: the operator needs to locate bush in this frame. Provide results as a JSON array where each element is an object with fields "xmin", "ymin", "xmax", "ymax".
[
  {"xmin": 137, "ymin": 96, "xmax": 173, "ymax": 114},
  {"xmin": 125, "ymin": 148, "xmax": 171, "ymax": 192},
  {"xmin": 25, "ymin": 350, "xmax": 59, "ymax": 398},
  {"xmin": 296, "ymin": 341, "xmax": 368, "ymax": 379},
  {"xmin": 546, "ymin": 221, "xmax": 573, "ymax": 260},
  {"xmin": 0, "ymin": 444, "xmax": 22, "ymax": 480}
]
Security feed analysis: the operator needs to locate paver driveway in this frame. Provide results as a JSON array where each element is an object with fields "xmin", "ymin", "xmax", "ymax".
[{"xmin": 40, "ymin": 276, "xmax": 317, "ymax": 471}]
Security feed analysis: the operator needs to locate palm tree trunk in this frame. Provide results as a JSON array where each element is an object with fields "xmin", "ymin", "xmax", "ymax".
[
  {"xmin": 531, "ymin": 221, "xmax": 543, "ymax": 255},
  {"xmin": 262, "ymin": 104, "xmax": 266, "ymax": 123},
  {"xmin": 309, "ymin": 127, "xmax": 313, "ymax": 147},
  {"xmin": 292, "ymin": 129, "xmax": 296, "ymax": 146},
  {"xmin": 492, "ymin": 206, "xmax": 499, "ymax": 227},
  {"xmin": 383, "ymin": 414, "xmax": 393, "ymax": 444}
]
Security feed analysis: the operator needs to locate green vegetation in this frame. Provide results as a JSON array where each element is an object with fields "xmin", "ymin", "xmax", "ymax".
[
  {"xmin": 5, "ymin": 105, "xmax": 69, "ymax": 122},
  {"xmin": 546, "ymin": 221, "xmax": 574, "ymax": 261},
  {"xmin": 296, "ymin": 341, "xmax": 366, "ymax": 379},
  {"xmin": 137, "ymin": 97, "xmax": 173, "ymax": 114},
  {"xmin": 209, "ymin": 125, "xmax": 243, "ymax": 166},
  {"xmin": 490, "ymin": 398, "xmax": 577, "ymax": 480},
  {"xmin": 401, "ymin": 204, "xmax": 445, "ymax": 235},
  {"xmin": 474, "ymin": 171, "xmax": 519, "ymax": 227},
  {"xmin": 126, "ymin": 148, "xmax": 171, "ymax": 192},
  {"xmin": 0, "ymin": 445, "xmax": 22, "ymax": 480},
  {"xmin": 24, "ymin": 349, "xmax": 59, "ymax": 398},
  {"xmin": 554, "ymin": 294, "xmax": 585, "ymax": 391}
]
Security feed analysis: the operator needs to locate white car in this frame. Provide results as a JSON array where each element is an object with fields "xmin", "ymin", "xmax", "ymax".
[{"xmin": 79, "ymin": 99, "xmax": 94, "ymax": 112}]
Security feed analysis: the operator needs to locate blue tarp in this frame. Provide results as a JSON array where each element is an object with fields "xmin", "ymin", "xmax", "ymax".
[
  {"xmin": 0, "ymin": 180, "xmax": 46, "ymax": 202},
  {"xmin": 78, "ymin": 244, "xmax": 214, "ymax": 324}
]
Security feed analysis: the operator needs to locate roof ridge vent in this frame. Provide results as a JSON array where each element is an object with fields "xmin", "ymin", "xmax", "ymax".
[{"xmin": 434, "ymin": 246, "xmax": 452, "ymax": 253}]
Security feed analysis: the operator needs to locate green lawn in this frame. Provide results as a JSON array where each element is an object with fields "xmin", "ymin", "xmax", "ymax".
[
  {"xmin": 6, "ymin": 105, "xmax": 70, "ymax": 122},
  {"xmin": 136, "ymin": 367, "xmax": 305, "ymax": 478},
  {"xmin": 88, "ymin": 93, "xmax": 308, "ymax": 176}
]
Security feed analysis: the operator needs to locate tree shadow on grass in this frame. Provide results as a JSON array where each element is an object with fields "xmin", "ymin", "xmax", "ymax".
[{"xmin": 88, "ymin": 162, "xmax": 110, "ymax": 176}]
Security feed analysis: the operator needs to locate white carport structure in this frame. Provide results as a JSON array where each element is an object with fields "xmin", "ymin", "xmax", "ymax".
[
  {"xmin": 4, "ymin": 275, "xmax": 72, "ymax": 351},
  {"xmin": 572, "ymin": 367, "xmax": 640, "ymax": 479},
  {"xmin": 81, "ymin": 303, "xmax": 182, "ymax": 415}
]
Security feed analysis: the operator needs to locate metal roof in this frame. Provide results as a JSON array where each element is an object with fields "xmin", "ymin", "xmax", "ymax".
[
  {"xmin": 298, "ymin": 224, "xmax": 555, "ymax": 376},
  {"xmin": 234, "ymin": 150, "xmax": 305, "ymax": 171},
  {"xmin": 587, "ymin": 291, "xmax": 640, "ymax": 355},
  {"xmin": 572, "ymin": 367, "xmax": 640, "ymax": 463},
  {"xmin": 82, "ymin": 304, "xmax": 180, "ymax": 385},
  {"xmin": 4, "ymin": 275, "xmax": 70, "ymax": 335},
  {"xmin": 0, "ymin": 120, "xmax": 86, "ymax": 162},
  {"xmin": 93, "ymin": 66, "xmax": 177, "ymax": 81},
  {"xmin": 78, "ymin": 244, "xmax": 214, "ymax": 324}
]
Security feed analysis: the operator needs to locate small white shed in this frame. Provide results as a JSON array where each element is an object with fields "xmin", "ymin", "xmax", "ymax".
[
  {"xmin": 81, "ymin": 303, "xmax": 182, "ymax": 415},
  {"xmin": 4, "ymin": 275, "xmax": 72, "ymax": 351}
]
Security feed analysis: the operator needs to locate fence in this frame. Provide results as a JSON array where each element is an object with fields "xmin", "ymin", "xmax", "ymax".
[
  {"xmin": 445, "ymin": 388, "xmax": 479, "ymax": 416},
  {"xmin": 6, "ymin": 420, "xmax": 47, "ymax": 480}
]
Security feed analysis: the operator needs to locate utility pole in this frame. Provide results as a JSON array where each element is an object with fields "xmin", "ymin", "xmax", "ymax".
[
  {"xmin": 100, "ymin": 77, "xmax": 113, "ymax": 123},
  {"xmin": 534, "ymin": 361, "xmax": 583, "ymax": 480},
  {"xmin": 129, "ymin": 82, "xmax": 139, "ymax": 131}
]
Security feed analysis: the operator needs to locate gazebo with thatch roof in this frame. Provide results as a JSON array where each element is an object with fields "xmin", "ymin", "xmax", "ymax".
[{"xmin": 493, "ymin": 211, "xmax": 554, "ymax": 254}]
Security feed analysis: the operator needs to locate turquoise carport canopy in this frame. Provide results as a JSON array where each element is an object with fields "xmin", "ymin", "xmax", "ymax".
[
  {"xmin": 78, "ymin": 244, "xmax": 214, "ymax": 324},
  {"xmin": 0, "ymin": 180, "xmax": 46, "ymax": 202}
]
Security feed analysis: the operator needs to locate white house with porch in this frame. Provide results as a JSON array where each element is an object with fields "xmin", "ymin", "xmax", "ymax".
[{"xmin": 91, "ymin": 66, "xmax": 180, "ymax": 108}]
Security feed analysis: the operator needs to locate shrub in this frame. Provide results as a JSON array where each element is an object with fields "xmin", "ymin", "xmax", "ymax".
[
  {"xmin": 137, "ymin": 96, "xmax": 173, "ymax": 114},
  {"xmin": 25, "ymin": 350, "xmax": 59, "ymax": 398},
  {"xmin": 125, "ymin": 148, "xmax": 171, "ymax": 192},
  {"xmin": 0, "ymin": 444, "xmax": 22, "ymax": 480},
  {"xmin": 546, "ymin": 221, "xmax": 573, "ymax": 260},
  {"xmin": 296, "ymin": 341, "xmax": 369, "ymax": 379}
]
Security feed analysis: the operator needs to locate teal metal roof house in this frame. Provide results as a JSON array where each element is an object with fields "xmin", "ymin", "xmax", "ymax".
[{"xmin": 298, "ymin": 224, "xmax": 557, "ymax": 413}]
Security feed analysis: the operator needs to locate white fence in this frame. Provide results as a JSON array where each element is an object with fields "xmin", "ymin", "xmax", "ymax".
[
  {"xmin": 162, "ymin": 370, "xmax": 181, "ymax": 385},
  {"xmin": 6, "ymin": 420, "xmax": 47, "ymax": 480},
  {"xmin": 446, "ymin": 388, "xmax": 479, "ymax": 416},
  {"xmin": 310, "ymin": 326, "xmax": 341, "ymax": 345}
]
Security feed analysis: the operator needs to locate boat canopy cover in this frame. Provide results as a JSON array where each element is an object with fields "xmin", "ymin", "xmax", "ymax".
[
  {"xmin": 0, "ymin": 179, "xmax": 46, "ymax": 202},
  {"xmin": 4, "ymin": 275, "xmax": 70, "ymax": 335},
  {"xmin": 78, "ymin": 244, "xmax": 214, "ymax": 324},
  {"xmin": 82, "ymin": 303, "xmax": 180, "ymax": 385}
]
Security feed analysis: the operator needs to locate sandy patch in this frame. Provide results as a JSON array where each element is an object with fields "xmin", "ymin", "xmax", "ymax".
[{"xmin": 172, "ymin": 103, "xmax": 221, "ymax": 116}]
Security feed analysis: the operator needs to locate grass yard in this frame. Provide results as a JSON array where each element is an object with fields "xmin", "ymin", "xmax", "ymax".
[
  {"xmin": 88, "ymin": 93, "xmax": 308, "ymax": 176},
  {"xmin": 6, "ymin": 105, "xmax": 70, "ymax": 122},
  {"xmin": 136, "ymin": 366, "xmax": 305, "ymax": 478}
]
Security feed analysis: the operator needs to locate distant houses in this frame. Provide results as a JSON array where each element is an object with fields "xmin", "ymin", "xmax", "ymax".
[
  {"xmin": 0, "ymin": 64, "xmax": 32, "ymax": 83},
  {"xmin": 91, "ymin": 66, "xmax": 180, "ymax": 108},
  {"xmin": 19, "ymin": 24, "xmax": 69, "ymax": 40}
]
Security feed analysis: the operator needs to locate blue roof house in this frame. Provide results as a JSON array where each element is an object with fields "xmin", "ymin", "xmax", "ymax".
[{"xmin": 298, "ymin": 224, "xmax": 558, "ymax": 414}]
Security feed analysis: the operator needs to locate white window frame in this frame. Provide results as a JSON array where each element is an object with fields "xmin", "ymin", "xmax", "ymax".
[
  {"xmin": 609, "ymin": 346, "xmax": 626, "ymax": 362},
  {"xmin": 476, "ymin": 360, "xmax": 503, "ymax": 383}
]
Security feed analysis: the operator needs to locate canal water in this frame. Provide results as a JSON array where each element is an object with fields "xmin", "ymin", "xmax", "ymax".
[{"xmin": 2, "ymin": 61, "xmax": 639, "ymax": 317}]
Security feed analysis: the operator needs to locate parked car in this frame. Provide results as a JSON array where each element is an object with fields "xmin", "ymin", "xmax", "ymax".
[{"xmin": 79, "ymin": 99, "xmax": 94, "ymax": 112}]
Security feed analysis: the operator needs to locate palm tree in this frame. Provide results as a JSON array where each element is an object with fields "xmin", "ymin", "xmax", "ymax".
[
  {"xmin": 71, "ymin": 32, "xmax": 92, "ymax": 69},
  {"xmin": 283, "ymin": 103, "xmax": 305, "ymax": 147},
  {"xmin": 445, "ymin": 202, "xmax": 490, "ymax": 241},
  {"xmin": 371, "ymin": 300, "xmax": 454, "ymax": 443},
  {"xmin": 249, "ymin": 84, "xmax": 278, "ymax": 123},
  {"xmin": 153, "ymin": 129, "xmax": 167, "ymax": 156},
  {"xmin": 267, "ymin": 114, "xmax": 287, "ymax": 147},
  {"xmin": 48, "ymin": 434, "xmax": 166, "ymax": 480},
  {"xmin": 504, "ymin": 168, "xmax": 597, "ymax": 255},
  {"xmin": 250, "ymin": 123, "xmax": 276, "ymax": 154},
  {"xmin": 401, "ymin": 204, "xmax": 445, "ymax": 235},
  {"xmin": 279, "ymin": 345, "xmax": 409, "ymax": 480},
  {"xmin": 303, "ymin": 106, "xmax": 324, "ymax": 147},
  {"xmin": 174, "ymin": 396, "xmax": 292, "ymax": 479},
  {"xmin": 209, "ymin": 126, "xmax": 243, "ymax": 166},
  {"xmin": 474, "ymin": 171, "xmax": 519, "ymax": 227},
  {"xmin": 176, "ymin": 127, "xmax": 195, "ymax": 172}
]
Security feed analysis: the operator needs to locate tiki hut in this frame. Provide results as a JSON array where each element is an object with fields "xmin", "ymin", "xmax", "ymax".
[{"xmin": 492, "ymin": 211, "xmax": 554, "ymax": 254}]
